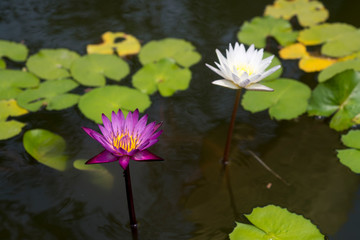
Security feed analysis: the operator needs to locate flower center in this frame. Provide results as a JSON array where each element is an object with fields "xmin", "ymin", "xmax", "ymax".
[
  {"xmin": 112, "ymin": 132, "xmax": 138, "ymax": 152},
  {"xmin": 236, "ymin": 64, "xmax": 254, "ymax": 76}
]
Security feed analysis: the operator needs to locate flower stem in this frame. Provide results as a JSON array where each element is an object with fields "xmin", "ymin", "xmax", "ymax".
[
  {"xmin": 222, "ymin": 89, "xmax": 242, "ymax": 167},
  {"xmin": 124, "ymin": 166, "xmax": 138, "ymax": 237}
]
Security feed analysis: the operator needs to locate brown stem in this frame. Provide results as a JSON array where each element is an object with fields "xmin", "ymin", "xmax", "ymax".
[{"xmin": 222, "ymin": 89, "xmax": 242, "ymax": 167}]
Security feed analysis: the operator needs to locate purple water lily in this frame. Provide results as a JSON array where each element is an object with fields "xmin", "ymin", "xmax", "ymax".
[{"xmin": 82, "ymin": 109, "xmax": 163, "ymax": 170}]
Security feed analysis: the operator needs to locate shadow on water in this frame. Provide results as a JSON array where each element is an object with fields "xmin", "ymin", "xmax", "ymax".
[{"xmin": 1, "ymin": 0, "xmax": 360, "ymax": 239}]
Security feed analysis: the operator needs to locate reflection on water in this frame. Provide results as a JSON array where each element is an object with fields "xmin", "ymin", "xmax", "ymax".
[{"xmin": 1, "ymin": 0, "xmax": 360, "ymax": 239}]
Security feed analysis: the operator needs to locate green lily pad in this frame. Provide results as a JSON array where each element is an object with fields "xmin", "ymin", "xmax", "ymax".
[
  {"xmin": 263, "ymin": 52, "xmax": 283, "ymax": 81},
  {"xmin": 0, "ymin": 59, "xmax": 5, "ymax": 69},
  {"xmin": 78, "ymin": 85, "xmax": 151, "ymax": 123},
  {"xmin": 0, "ymin": 99, "xmax": 28, "ymax": 121},
  {"xmin": 337, "ymin": 149, "xmax": 360, "ymax": 174},
  {"xmin": 298, "ymin": 23, "xmax": 360, "ymax": 57},
  {"xmin": 264, "ymin": 0, "xmax": 328, "ymax": 27},
  {"xmin": 341, "ymin": 130, "xmax": 360, "ymax": 149},
  {"xmin": 318, "ymin": 59, "xmax": 360, "ymax": 83},
  {"xmin": 132, "ymin": 58, "xmax": 192, "ymax": 97},
  {"xmin": 298, "ymin": 23, "xmax": 356, "ymax": 46},
  {"xmin": 242, "ymin": 78, "xmax": 311, "ymax": 120},
  {"xmin": 17, "ymin": 79, "xmax": 79, "ymax": 111},
  {"xmin": 0, "ymin": 40, "xmax": 29, "ymax": 62},
  {"xmin": 26, "ymin": 48, "xmax": 80, "ymax": 80},
  {"xmin": 70, "ymin": 54, "xmax": 130, "ymax": 87},
  {"xmin": 229, "ymin": 205, "xmax": 324, "ymax": 240},
  {"xmin": 73, "ymin": 159, "xmax": 114, "ymax": 190},
  {"xmin": 308, "ymin": 70, "xmax": 360, "ymax": 131},
  {"xmin": 0, "ymin": 69, "xmax": 40, "ymax": 100},
  {"xmin": 23, "ymin": 129, "xmax": 68, "ymax": 171},
  {"xmin": 139, "ymin": 38, "xmax": 201, "ymax": 68},
  {"xmin": 0, "ymin": 120, "xmax": 26, "ymax": 140},
  {"xmin": 237, "ymin": 16, "xmax": 298, "ymax": 48}
]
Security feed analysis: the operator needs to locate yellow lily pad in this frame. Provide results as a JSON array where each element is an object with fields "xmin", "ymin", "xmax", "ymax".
[
  {"xmin": 0, "ymin": 99, "xmax": 28, "ymax": 121},
  {"xmin": 87, "ymin": 32, "xmax": 141, "ymax": 57},
  {"xmin": 279, "ymin": 43, "xmax": 308, "ymax": 59},
  {"xmin": 299, "ymin": 56, "xmax": 337, "ymax": 72},
  {"xmin": 265, "ymin": 0, "xmax": 329, "ymax": 27}
]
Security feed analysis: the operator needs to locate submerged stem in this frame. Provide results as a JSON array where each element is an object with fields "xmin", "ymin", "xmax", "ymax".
[
  {"xmin": 124, "ymin": 166, "xmax": 138, "ymax": 238},
  {"xmin": 222, "ymin": 89, "xmax": 242, "ymax": 167}
]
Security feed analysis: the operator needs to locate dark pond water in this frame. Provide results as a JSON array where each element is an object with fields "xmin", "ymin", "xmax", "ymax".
[{"xmin": 1, "ymin": 0, "xmax": 360, "ymax": 239}]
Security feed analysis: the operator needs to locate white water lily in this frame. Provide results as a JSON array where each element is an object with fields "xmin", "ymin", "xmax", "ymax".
[{"xmin": 206, "ymin": 43, "xmax": 281, "ymax": 91}]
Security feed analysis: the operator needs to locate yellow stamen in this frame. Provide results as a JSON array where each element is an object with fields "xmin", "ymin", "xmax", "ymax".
[
  {"xmin": 112, "ymin": 132, "xmax": 139, "ymax": 152},
  {"xmin": 236, "ymin": 65, "xmax": 254, "ymax": 76}
]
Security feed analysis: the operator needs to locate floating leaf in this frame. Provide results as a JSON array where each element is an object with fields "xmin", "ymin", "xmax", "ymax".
[
  {"xmin": 298, "ymin": 23, "xmax": 360, "ymax": 57},
  {"xmin": 242, "ymin": 78, "xmax": 311, "ymax": 120},
  {"xmin": 308, "ymin": 70, "xmax": 360, "ymax": 131},
  {"xmin": 229, "ymin": 205, "xmax": 324, "ymax": 240},
  {"xmin": 78, "ymin": 85, "xmax": 151, "ymax": 123},
  {"xmin": 318, "ymin": 59, "xmax": 360, "ymax": 82},
  {"xmin": 264, "ymin": 0, "xmax": 328, "ymax": 27},
  {"xmin": 70, "ymin": 54, "xmax": 129, "ymax": 86},
  {"xmin": 73, "ymin": 159, "xmax": 114, "ymax": 190},
  {"xmin": 23, "ymin": 129, "xmax": 68, "ymax": 171},
  {"xmin": 0, "ymin": 99, "xmax": 28, "ymax": 121},
  {"xmin": 17, "ymin": 79, "xmax": 79, "ymax": 111},
  {"xmin": 26, "ymin": 49, "xmax": 80, "ymax": 80},
  {"xmin": 338, "ymin": 130, "xmax": 360, "ymax": 173},
  {"xmin": 237, "ymin": 16, "xmax": 298, "ymax": 48},
  {"xmin": 279, "ymin": 43, "xmax": 308, "ymax": 59},
  {"xmin": 139, "ymin": 38, "xmax": 201, "ymax": 67},
  {"xmin": 0, "ymin": 59, "xmax": 5, "ymax": 69},
  {"xmin": 0, "ymin": 120, "xmax": 26, "ymax": 140},
  {"xmin": 299, "ymin": 56, "xmax": 337, "ymax": 72},
  {"xmin": 132, "ymin": 58, "xmax": 191, "ymax": 97},
  {"xmin": 298, "ymin": 23, "xmax": 356, "ymax": 46},
  {"xmin": 87, "ymin": 32, "xmax": 141, "ymax": 57},
  {"xmin": 0, "ymin": 40, "xmax": 28, "ymax": 62},
  {"xmin": 0, "ymin": 69, "xmax": 40, "ymax": 100}
]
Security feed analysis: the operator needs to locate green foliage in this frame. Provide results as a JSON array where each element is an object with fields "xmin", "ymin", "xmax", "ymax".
[
  {"xmin": 132, "ymin": 58, "xmax": 191, "ymax": 97},
  {"xmin": 264, "ymin": 0, "xmax": 328, "ymax": 27},
  {"xmin": 139, "ymin": 38, "xmax": 201, "ymax": 67},
  {"xmin": 70, "ymin": 54, "xmax": 130, "ymax": 86},
  {"xmin": 78, "ymin": 86, "xmax": 151, "ymax": 123},
  {"xmin": 242, "ymin": 78, "xmax": 311, "ymax": 120},
  {"xmin": 73, "ymin": 159, "xmax": 114, "ymax": 190},
  {"xmin": 23, "ymin": 129, "xmax": 68, "ymax": 171},
  {"xmin": 0, "ymin": 40, "xmax": 29, "ymax": 62},
  {"xmin": 308, "ymin": 70, "xmax": 360, "ymax": 131},
  {"xmin": 318, "ymin": 59, "xmax": 360, "ymax": 82},
  {"xmin": 229, "ymin": 205, "xmax": 324, "ymax": 240},
  {"xmin": 298, "ymin": 23, "xmax": 360, "ymax": 57},
  {"xmin": 237, "ymin": 16, "xmax": 298, "ymax": 48},
  {"xmin": 17, "ymin": 79, "xmax": 79, "ymax": 111},
  {"xmin": 337, "ymin": 130, "xmax": 360, "ymax": 173},
  {"xmin": 0, "ymin": 70, "xmax": 40, "ymax": 100},
  {"xmin": 26, "ymin": 49, "xmax": 80, "ymax": 80},
  {"xmin": 0, "ymin": 59, "xmax": 5, "ymax": 69},
  {"xmin": 0, "ymin": 120, "xmax": 26, "ymax": 140}
]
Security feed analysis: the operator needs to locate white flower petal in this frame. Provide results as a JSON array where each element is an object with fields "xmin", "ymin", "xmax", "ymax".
[
  {"xmin": 212, "ymin": 79, "xmax": 240, "ymax": 89},
  {"xmin": 245, "ymin": 83, "xmax": 274, "ymax": 92},
  {"xmin": 255, "ymin": 65, "xmax": 281, "ymax": 82},
  {"xmin": 205, "ymin": 63, "xmax": 227, "ymax": 79}
]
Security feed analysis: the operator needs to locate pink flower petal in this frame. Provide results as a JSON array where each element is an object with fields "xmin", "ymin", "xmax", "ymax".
[
  {"xmin": 85, "ymin": 150, "xmax": 118, "ymax": 164},
  {"xmin": 133, "ymin": 150, "xmax": 163, "ymax": 161}
]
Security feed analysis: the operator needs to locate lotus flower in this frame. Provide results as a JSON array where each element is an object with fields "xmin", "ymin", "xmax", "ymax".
[
  {"xmin": 82, "ymin": 109, "xmax": 163, "ymax": 170},
  {"xmin": 206, "ymin": 43, "xmax": 281, "ymax": 91}
]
